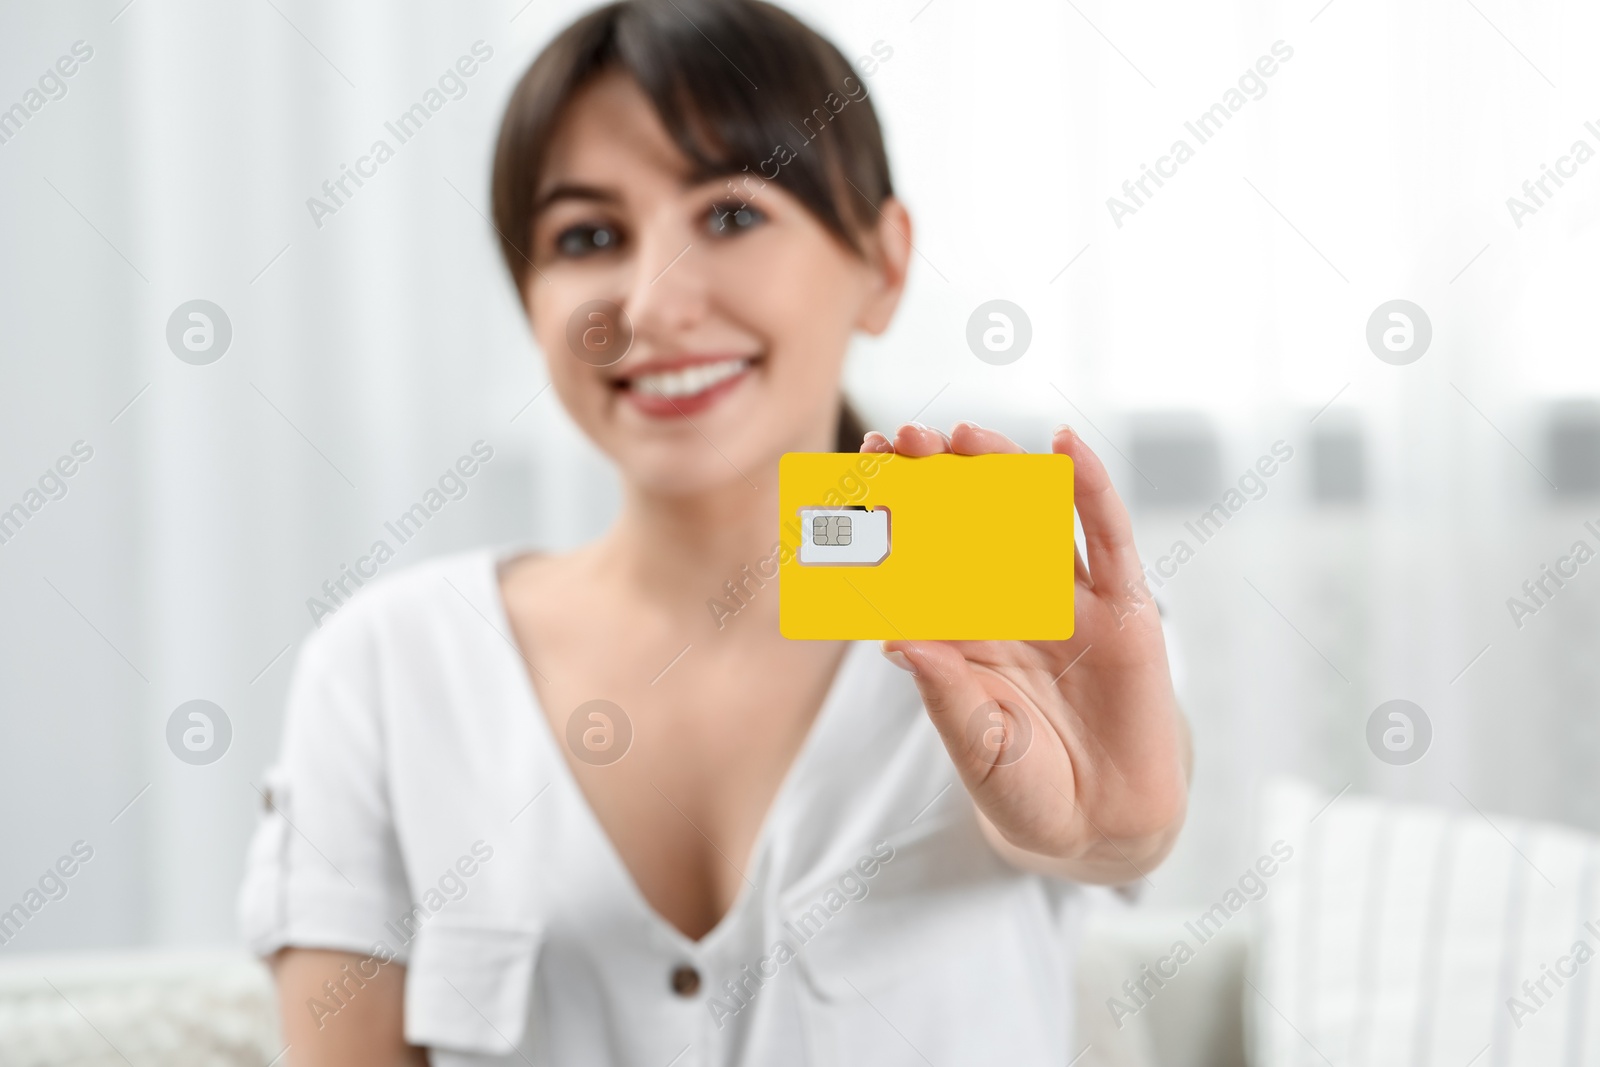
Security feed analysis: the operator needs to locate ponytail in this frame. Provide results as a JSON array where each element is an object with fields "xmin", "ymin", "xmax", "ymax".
[{"xmin": 834, "ymin": 398, "xmax": 868, "ymax": 452}]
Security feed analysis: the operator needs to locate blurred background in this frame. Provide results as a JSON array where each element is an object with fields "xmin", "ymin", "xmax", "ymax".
[{"xmin": 1, "ymin": 0, "xmax": 1597, "ymax": 1052}]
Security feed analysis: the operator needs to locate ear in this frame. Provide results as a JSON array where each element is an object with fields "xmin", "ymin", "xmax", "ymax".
[{"xmin": 856, "ymin": 196, "xmax": 913, "ymax": 336}]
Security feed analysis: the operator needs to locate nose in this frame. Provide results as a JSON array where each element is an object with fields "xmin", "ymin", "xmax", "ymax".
[{"xmin": 622, "ymin": 217, "xmax": 707, "ymax": 349}]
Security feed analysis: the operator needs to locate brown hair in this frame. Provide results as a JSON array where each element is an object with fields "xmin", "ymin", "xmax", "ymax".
[{"xmin": 490, "ymin": 0, "xmax": 891, "ymax": 451}]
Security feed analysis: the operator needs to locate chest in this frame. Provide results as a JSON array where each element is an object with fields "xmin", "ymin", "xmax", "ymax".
[
  {"xmin": 507, "ymin": 606, "xmax": 849, "ymax": 940},
  {"xmin": 379, "ymin": 568, "xmax": 1071, "ymax": 1065}
]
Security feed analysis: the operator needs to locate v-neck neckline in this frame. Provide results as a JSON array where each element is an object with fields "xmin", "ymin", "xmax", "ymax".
[{"xmin": 481, "ymin": 543, "xmax": 867, "ymax": 954}]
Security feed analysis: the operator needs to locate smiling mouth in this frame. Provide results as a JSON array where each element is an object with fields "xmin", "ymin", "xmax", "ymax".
[
  {"xmin": 621, "ymin": 357, "xmax": 754, "ymax": 398},
  {"xmin": 612, "ymin": 356, "xmax": 762, "ymax": 413}
]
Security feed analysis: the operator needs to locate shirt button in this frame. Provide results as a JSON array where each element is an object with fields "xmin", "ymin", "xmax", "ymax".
[{"xmin": 669, "ymin": 964, "xmax": 701, "ymax": 997}]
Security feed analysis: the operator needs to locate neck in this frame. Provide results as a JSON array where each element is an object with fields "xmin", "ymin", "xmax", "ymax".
[
  {"xmin": 591, "ymin": 413, "xmax": 839, "ymax": 624},
  {"xmin": 585, "ymin": 404, "xmax": 838, "ymax": 627},
  {"xmin": 604, "ymin": 466, "xmax": 782, "ymax": 613}
]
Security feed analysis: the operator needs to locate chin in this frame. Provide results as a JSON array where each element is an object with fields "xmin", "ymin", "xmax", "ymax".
[
  {"xmin": 590, "ymin": 358, "xmax": 800, "ymax": 495},
  {"xmin": 614, "ymin": 437, "xmax": 771, "ymax": 497}
]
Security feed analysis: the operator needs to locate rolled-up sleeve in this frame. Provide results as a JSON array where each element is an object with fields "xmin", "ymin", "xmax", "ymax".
[{"xmin": 237, "ymin": 614, "xmax": 414, "ymax": 961}]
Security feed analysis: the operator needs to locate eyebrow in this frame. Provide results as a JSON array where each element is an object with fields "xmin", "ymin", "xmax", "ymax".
[
  {"xmin": 532, "ymin": 163, "xmax": 758, "ymax": 216},
  {"xmin": 533, "ymin": 183, "xmax": 623, "ymax": 215}
]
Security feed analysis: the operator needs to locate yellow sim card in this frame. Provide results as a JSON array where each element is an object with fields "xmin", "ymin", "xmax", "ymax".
[{"xmin": 778, "ymin": 451, "xmax": 1075, "ymax": 640}]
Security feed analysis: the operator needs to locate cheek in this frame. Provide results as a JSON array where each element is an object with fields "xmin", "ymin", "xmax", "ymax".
[
  {"xmin": 526, "ymin": 304, "xmax": 560, "ymax": 377},
  {"xmin": 526, "ymin": 288, "xmax": 609, "ymax": 415},
  {"xmin": 543, "ymin": 353, "xmax": 596, "ymax": 417},
  {"xmin": 527, "ymin": 279, "xmax": 585, "ymax": 363},
  {"xmin": 724, "ymin": 241, "xmax": 865, "ymax": 378}
]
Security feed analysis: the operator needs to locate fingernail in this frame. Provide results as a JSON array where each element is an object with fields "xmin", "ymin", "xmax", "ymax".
[
  {"xmin": 882, "ymin": 649, "xmax": 917, "ymax": 675},
  {"xmin": 1052, "ymin": 423, "xmax": 1075, "ymax": 438},
  {"xmin": 908, "ymin": 421, "xmax": 931, "ymax": 432}
]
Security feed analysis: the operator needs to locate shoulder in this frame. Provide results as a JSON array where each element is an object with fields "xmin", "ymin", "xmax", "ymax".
[{"xmin": 293, "ymin": 545, "xmax": 506, "ymax": 684}]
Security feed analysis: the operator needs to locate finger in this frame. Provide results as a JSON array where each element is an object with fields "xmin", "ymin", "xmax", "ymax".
[
  {"xmin": 860, "ymin": 430, "xmax": 894, "ymax": 454},
  {"xmin": 881, "ymin": 640, "xmax": 1005, "ymax": 781},
  {"xmin": 891, "ymin": 422, "xmax": 950, "ymax": 457},
  {"xmin": 1052, "ymin": 424, "xmax": 1144, "ymax": 593},
  {"xmin": 948, "ymin": 422, "xmax": 1025, "ymax": 456}
]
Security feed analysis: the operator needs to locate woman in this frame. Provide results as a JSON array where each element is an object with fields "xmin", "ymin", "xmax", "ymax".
[{"xmin": 239, "ymin": 1, "xmax": 1190, "ymax": 1063}]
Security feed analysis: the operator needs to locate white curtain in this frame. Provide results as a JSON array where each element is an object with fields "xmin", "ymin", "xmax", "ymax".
[{"xmin": 0, "ymin": 0, "xmax": 1594, "ymax": 949}]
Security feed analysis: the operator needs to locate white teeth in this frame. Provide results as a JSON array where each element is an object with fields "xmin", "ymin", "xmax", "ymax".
[{"xmin": 630, "ymin": 358, "xmax": 749, "ymax": 399}]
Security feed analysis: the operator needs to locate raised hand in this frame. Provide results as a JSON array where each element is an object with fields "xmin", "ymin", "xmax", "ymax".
[{"xmin": 865, "ymin": 421, "xmax": 1190, "ymax": 884}]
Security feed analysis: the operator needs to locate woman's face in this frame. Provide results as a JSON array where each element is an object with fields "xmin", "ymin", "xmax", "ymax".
[{"xmin": 524, "ymin": 70, "xmax": 910, "ymax": 496}]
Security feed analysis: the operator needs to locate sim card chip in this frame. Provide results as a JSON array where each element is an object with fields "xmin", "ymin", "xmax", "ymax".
[{"xmin": 798, "ymin": 507, "xmax": 889, "ymax": 565}]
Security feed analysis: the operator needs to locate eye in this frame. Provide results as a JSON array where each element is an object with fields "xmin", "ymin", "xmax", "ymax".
[
  {"xmin": 707, "ymin": 201, "xmax": 767, "ymax": 237},
  {"xmin": 554, "ymin": 222, "xmax": 621, "ymax": 258}
]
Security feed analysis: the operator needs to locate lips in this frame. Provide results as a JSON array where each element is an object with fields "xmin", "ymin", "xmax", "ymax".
[{"xmin": 612, "ymin": 354, "xmax": 760, "ymax": 418}]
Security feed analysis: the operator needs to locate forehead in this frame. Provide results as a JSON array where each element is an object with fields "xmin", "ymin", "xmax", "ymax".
[{"xmin": 538, "ymin": 70, "xmax": 694, "ymax": 195}]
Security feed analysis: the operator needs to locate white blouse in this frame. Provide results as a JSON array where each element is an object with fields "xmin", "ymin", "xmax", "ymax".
[{"xmin": 238, "ymin": 544, "xmax": 1085, "ymax": 1065}]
